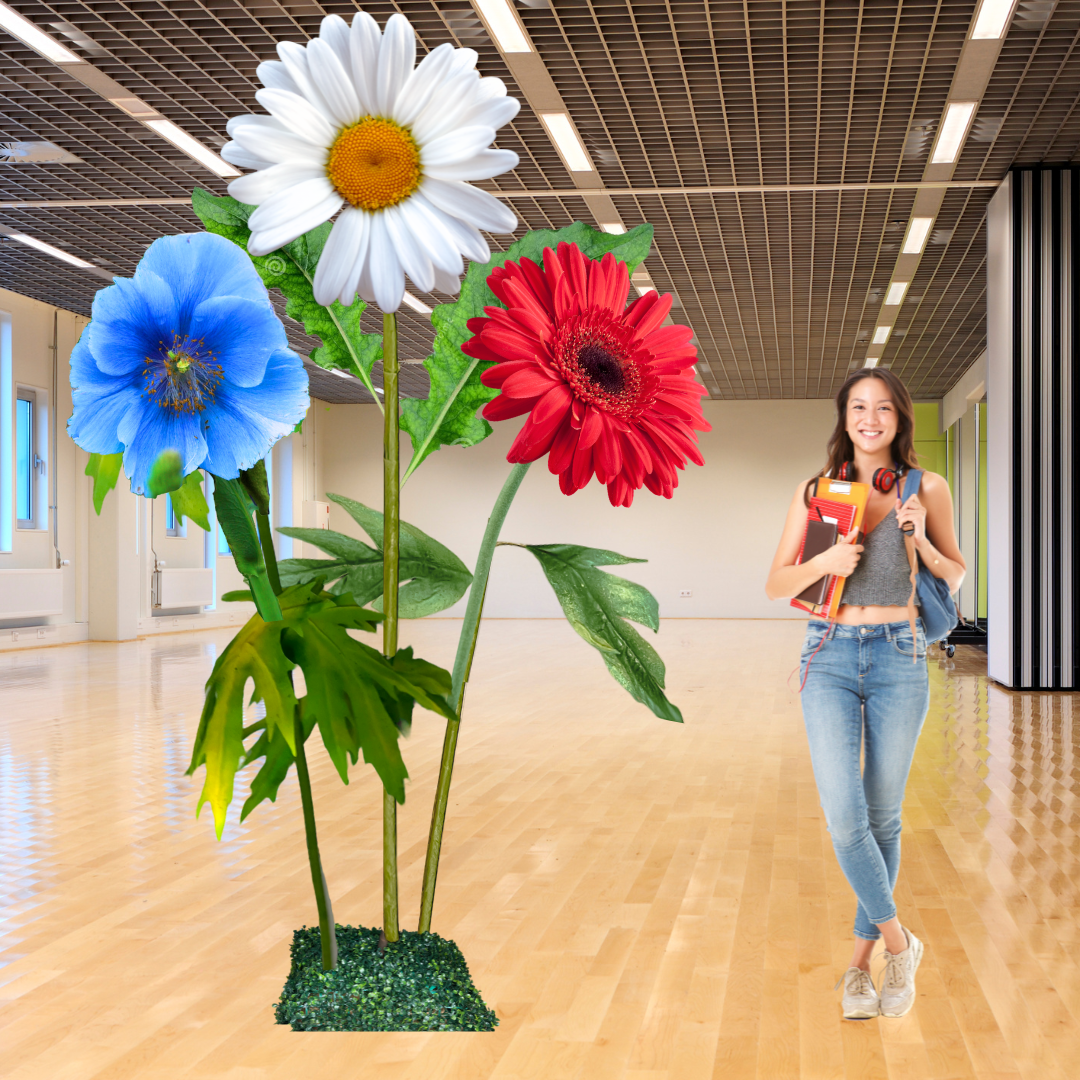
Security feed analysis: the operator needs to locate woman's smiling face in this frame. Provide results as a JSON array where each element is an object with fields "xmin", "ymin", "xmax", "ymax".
[{"xmin": 846, "ymin": 377, "xmax": 899, "ymax": 455}]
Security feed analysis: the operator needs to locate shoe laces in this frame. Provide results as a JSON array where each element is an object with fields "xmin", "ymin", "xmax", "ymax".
[
  {"xmin": 834, "ymin": 967, "xmax": 875, "ymax": 995},
  {"xmin": 882, "ymin": 949, "xmax": 907, "ymax": 990}
]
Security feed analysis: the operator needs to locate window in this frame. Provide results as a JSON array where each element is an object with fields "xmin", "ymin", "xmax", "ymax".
[
  {"xmin": 16, "ymin": 388, "xmax": 35, "ymax": 528},
  {"xmin": 165, "ymin": 492, "xmax": 186, "ymax": 538}
]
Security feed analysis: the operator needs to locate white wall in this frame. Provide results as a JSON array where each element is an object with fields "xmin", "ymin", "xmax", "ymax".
[{"xmin": 316, "ymin": 398, "xmax": 836, "ymax": 619}]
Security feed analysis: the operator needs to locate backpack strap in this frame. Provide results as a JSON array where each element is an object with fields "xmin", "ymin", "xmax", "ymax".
[{"xmin": 899, "ymin": 469, "xmax": 923, "ymax": 663}]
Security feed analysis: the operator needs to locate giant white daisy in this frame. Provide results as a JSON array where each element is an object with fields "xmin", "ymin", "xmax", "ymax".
[{"xmin": 223, "ymin": 11, "xmax": 520, "ymax": 313}]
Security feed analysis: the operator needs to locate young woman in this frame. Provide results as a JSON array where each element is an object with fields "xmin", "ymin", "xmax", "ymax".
[{"xmin": 765, "ymin": 368, "xmax": 965, "ymax": 1020}]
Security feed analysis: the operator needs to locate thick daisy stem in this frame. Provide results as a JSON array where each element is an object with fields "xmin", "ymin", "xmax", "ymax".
[
  {"xmin": 418, "ymin": 461, "xmax": 532, "ymax": 934},
  {"xmin": 382, "ymin": 310, "xmax": 401, "ymax": 945},
  {"xmin": 294, "ymin": 705, "xmax": 338, "ymax": 971}
]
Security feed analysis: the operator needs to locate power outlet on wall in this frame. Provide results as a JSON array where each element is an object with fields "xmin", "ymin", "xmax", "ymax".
[{"xmin": 680, "ymin": 590, "xmax": 692, "ymax": 598}]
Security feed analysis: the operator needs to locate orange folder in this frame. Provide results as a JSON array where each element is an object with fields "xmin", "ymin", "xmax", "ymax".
[{"xmin": 790, "ymin": 477, "xmax": 871, "ymax": 619}]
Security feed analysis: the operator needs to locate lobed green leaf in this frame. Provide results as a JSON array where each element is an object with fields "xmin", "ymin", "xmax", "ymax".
[
  {"xmin": 84, "ymin": 452, "xmax": 123, "ymax": 514},
  {"xmin": 400, "ymin": 221, "xmax": 654, "ymax": 481},
  {"xmin": 168, "ymin": 470, "xmax": 210, "ymax": 531},
  {"xmin": 522, "ymin": 543, "xmax": 681, "ymax": 723}
]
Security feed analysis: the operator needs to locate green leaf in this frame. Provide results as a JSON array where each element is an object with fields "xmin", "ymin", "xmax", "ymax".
[
  {"xmin": 521, "ymin": 543, "xmax": 682, "ymax": 724},
  {"xmin": 169, "ymin": 470, "xmax": 210, "ymax": 531},
  {"xmin": 84, "ymin": 452, "xmax": 123, "ymax": 514},
  {"xmin": 191, "ymin": 188, "xmax": 384, "ymax": 404},
  {"xmin": 188, "ymin": 582, "xmax": 453, "ymax": 833},
  {"xmin": 147, "ymin": 449, "xmax": 184, "ymax": 498},
  {"xmin": 400, "ymin": 221, "xmax": 654, "ymax": 481},
  {"xmin": 209, "ymin": 475, "xmax": 281, "ymax": 621},
  {"xmin": 278, "ymin": 493, "xmax": 472, "ymax": 618}
]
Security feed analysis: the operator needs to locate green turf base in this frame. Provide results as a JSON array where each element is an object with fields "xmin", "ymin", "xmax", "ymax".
[{"xmin": 273, "ymin": 925, "xmax": 499, "ymax": 1032}]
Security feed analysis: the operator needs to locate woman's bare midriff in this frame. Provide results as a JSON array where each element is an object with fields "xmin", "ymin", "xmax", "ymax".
[{"xmin": 834, "ymin": 603, "xmax": 910, "ymax": 626}]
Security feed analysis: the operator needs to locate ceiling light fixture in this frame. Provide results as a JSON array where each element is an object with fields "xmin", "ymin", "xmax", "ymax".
[
  {"xmin": 330, "ymin": 368, "xmax": 353, "ymax": 379},
  {"xmin": 110, "ymin": 95, "xmax": 160, "ymax": 120},
  {"xmin": 539, "ymin": 113, "xmax": 593, "ymax": 172},
  {"xmin": 901, "ymin": 217, "xmax": 935, "ymax": 254},
  {"xmin": 600, "ymin": 223, "xmax": 626, "ymax": 234},
  {"xmin": 884, "ymin": 281, "xmax": 909, "ymax": 306},
  {"xmin": 931, "ymin": 102, "xmax": 977, "ymax": 164},
  {"xmin": 372, "ymin": 386, "xmax": 384, "ymax": 396},
  {"xmin": 473, "ymin": 0, "xmax": 532, "ymax": 52},
  {"xmin": 144, "ymin": 119, "xmax": 239, "ymax": 177},
  {"xmin": 872, "ymin": 326, "xmax": 892, "ymax": 344},
  {"xmin": 0, "ymin": 1, "xmax": 82, "ymax": 64},
  {"xmin": 401, "ymin": 291, "xmax": 432, "ymax": 314},
  {"xmin": 7, "ymin": 232, "xmax": 94, "ymax": 268},
  {"xmin": 864, "ymin": 357, "xmax": 880, "ymax": 368},
  {"xmin": 971, "ymin": 0, "xmax": 1018, "ymax": 39}
]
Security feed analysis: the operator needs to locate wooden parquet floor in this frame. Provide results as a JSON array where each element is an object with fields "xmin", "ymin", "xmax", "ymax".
[{"xmin": 0, "ymin": 619, "xmax": 1077, "ymax": 1080}]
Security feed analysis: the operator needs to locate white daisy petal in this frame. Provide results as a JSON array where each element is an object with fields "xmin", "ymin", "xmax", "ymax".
[
  {"xmin": 391, "ymin": 43, "xmax": 454, "ymax": 127},
  {"xmin": 476, "ymin": 76, "xmax": 509, "ymax": 101},
  {"xmin": 457, "ymin": 94, "xmax": 519, "ymax": 133},
  {"xmin": 425, "ymin": 149, "xmax": 520, "ymax": 182},
  {"xmin": 356, "ymin": 248, "xmax": 377, "ymax": 304},
  {"xmin": 339, "ymin": 213, "xmax": 372, "ymax": 306},
  {"xmin": 410, "ymin": 71, "xmax": 482, "ymax": 145},
  {"xmin": 256, "ymin": 59, "xmax": 300, "ymax": 95},
  {"xmin": 231, "ymin": 123, "xmax": 327, "ymax": 166},
  {"xmin": 249, "ymin": 178, "xmax": 340, "ymax": 243},
  {"xmin": 425, "ymin": 203, "xmax": 490, "ymax": 264},
  {"xmin": 248, "ymin": 191, "xmax": 343, "ymax": 256},
  {"xmin": 368, "ymin": 214, "xmax": 406, "ymax": 313},
  {"xmin": 255, "ymin": 88, "xmax": 336, "ymax": 145},
  {"xmin": 229, "ymin": 163, "xmax": 326, "ymax": 206},
  {"xmin": 276, "ymin": 41, "xmax": 332, "ymax": 119},
  {"xmin": 421, "ymin": 126, "xmax": 497, "ymax": 168},
  {"xmin": 420, "ymin": 178, "xmax": 517, "ymax": 234},
  {"xmin": 432, "ymin": 265, "xmax": 462, "ymax": 295},
  {"xmin": 221, "ymin": 141, "xmax": 274, "ymax": 171},
  {"xmin": 377, "ymin": 13, "xmax": 416, "ymax": 116},
  {"xmin": 313, "ymin": 207, "xmax": 367, "ymax": 307},
  {"xmin": 448, "ymin": 48, "xmax": 479, "ymax": 75},
  {"xmin": 307, "ymin": 38, "xmax": 362, "ymax": 127},
  {"xmin": 350, "ymin": 11, "xmax": 382, "ymax": 116},
  {"xmin": 400, "ymin": 196, "xmax": 463, "ymax": 276},
  {"xmin": 319, "ymin": 14, "xmax": 353, "ymax": 71},
  {"xmin": 227, "ymin": 113, "xmax": 286, "ymax": 139},
  {"xmin": 384, "ymin": 205, "xmax": 434, "ymax": 293}
]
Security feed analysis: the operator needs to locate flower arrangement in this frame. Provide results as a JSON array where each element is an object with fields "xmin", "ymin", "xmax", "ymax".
[{"xmin": 68, "ymin": 8, "xmax": 709, "ymax": 1032}]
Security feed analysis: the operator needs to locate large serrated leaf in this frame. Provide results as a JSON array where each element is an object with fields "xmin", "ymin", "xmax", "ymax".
[
  {"xmin": 191, "ymin": 188, "xmax": 384, "ymax": 402},
  {"xmin": 522, "ymin": 543, "xmax": 682, "ymax": 723},
  {"xmin": 277, "ymin": 493, "xmax": 472, "ymax": 618},
  {"xmin": 85, "ymin": 452, "xmax": 123, "ymax": 514},
  {"xmin": 188, "ymin": 581, "xmax": 455, "ymax": 834},
  {"xmin": 168, "ymin": 470, "xmax": 210, "ymax": 532},
  {"xmin": 400, "ymin": 221, "xmax": 654, "ymax": 481}
]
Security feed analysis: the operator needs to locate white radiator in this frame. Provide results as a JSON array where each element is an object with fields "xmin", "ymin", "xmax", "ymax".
[
  {"xmin": 0, "ymin": 568, "xmax": 64, "ymax": 620},
  {"xmin": 152, "ymin": 567, "xmax": 214, "ymax": 609}
]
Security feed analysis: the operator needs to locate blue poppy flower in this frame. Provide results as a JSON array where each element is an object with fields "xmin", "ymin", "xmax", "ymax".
[{"xmin": 68, "ymin": 232, "xmax": 309, "ymax": 494}]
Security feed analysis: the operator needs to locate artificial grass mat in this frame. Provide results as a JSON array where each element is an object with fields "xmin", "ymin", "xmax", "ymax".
[{"xmin": 274, "ymin": 925, "xmax": 499, "ymax": 1032}]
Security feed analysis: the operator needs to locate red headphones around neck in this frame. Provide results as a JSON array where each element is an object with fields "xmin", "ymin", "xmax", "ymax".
[{"xmin": 836, "ymin": 460, "xmax": 902, "ymax": 493}]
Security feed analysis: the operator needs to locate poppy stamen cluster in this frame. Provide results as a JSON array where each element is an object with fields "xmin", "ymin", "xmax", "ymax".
[{"xmin": 145, "ymin": 333, "xmax": 225, "ymax": 415}]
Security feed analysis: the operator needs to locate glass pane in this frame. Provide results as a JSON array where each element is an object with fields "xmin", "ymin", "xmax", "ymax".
[
  {"xmin": 165, "ymin": 494, "xmax": 175, "ymax": 531},
  {"xmin": 217, "ymin": 526, "xmax": 230, "ymax": 556},
  {"xmin": 16, "ymin": 397, "xmax": 31, "ymax": 522}
]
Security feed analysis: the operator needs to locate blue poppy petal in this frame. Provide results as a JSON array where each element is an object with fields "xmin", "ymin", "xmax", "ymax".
[
  {"xmin": 200, "ymin": 393, "xmax": 292, "ymax": 479},
  {"xmin": 188, "ymin": 295, "xmax": 288, "ymax": 388},
  {"xmin": 225, "ymin": 347, "xmax": 310, "ymax": 424},
  {"xmin": 121, "ymin": 408, "xmax": 207, "ymax": 496},
  {"xmin": 140, "ymin": 234, "xmax": 268, "ymax": 329},
  {"xmin": 87, "ymin": 270, "xmax": 177, "ymax": 376}
]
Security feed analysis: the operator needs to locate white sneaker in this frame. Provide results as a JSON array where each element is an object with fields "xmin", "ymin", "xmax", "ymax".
[
  {"xmin": 879, "ymin": 928, "xmax": 924, "ymax": 1017},
  {"xmin": 836, "ymin": 966, "xmax": 880, "ymax": 1019}
]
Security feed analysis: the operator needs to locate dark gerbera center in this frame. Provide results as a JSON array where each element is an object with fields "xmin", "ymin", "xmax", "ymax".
[
  {"xmin": 144, "ymin": 333, "xmax": 224, "ymax": 414},
  {"xmin": 577, "ymin": 342, "xmax": 625, "ymax": 395},
  {"xmin": 552, "ymin": 314, "xmax": 653, "ymax": 420}
]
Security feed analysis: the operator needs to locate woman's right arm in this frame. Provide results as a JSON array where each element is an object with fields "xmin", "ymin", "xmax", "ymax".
[{"xmin": 764, "ymin": 479, "xmax": 864, "ymax": 601}]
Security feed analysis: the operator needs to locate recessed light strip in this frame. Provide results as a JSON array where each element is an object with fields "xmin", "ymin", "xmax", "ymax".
[
  {"xmin": 6, "ymin": 231, "xmax": 95, "ymax": 268},
  {"xmin": 931, "ymin": 102, "xmax": 978, "ymax": 165},
  {"xmin": 884, "ymin": 281, "xmax": 910, "ymax": 307},
  {"xmin": 0, "ymin": 1, "xmax": 82, "ymax": 63},
  {"xmin": 902, "ymin": 217, "xmax": 935, "ymax": 255},
  {"xmin": 539, "ymin": 113, "xmax": 594, "ymax": 173},
  {"xmin": 971, "ymin": 0, "xmax": 1018, "ymax": 39},
  {"xmin": 472, "ymin": 0, "xmax": 532, "ymax": 53},
  {"xmin": 144, "ymin": 119, "xmax": 238, "ymax": 178}
]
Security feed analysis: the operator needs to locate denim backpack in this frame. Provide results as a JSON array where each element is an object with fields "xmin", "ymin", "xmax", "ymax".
[{"xmin": 900, "ymin": 469, "xmax": 961, "ymax": 645}]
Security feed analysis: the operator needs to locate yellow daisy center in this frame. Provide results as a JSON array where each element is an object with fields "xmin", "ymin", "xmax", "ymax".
[{"xmin": 326, "ymin": 116, "xmax": 422, "ymax": 211}]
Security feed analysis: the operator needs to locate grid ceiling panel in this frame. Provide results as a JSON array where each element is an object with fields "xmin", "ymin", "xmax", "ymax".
[{"xmin": 0, "ymin": 1, "xmax": 1076, "ymax": 404}]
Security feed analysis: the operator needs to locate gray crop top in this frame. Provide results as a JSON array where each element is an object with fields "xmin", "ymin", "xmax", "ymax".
[{"xmin": 840, "ymin": 507, "xmax": 919, "ymax": 609}]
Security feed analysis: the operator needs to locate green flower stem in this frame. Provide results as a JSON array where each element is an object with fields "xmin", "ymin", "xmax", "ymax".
[
  {"xmin": 255, "ymin": 511, "xmax": 282, "ymax": 595},
  {"xmin": 294, "ymin": 705, "xmax": 338, "ymax": 970},
  {"xmin": 382, "ymin": 310, "xmax": 401, "ymax": 945},
  {"xmin": 418, "ymin": 461, "xmax": 531, "ymax": 934}
]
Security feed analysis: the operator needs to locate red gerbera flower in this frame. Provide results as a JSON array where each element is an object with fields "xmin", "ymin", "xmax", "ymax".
[{"xmin": 464, "ymin": 241, "xmax": 710, "ymax": 507}]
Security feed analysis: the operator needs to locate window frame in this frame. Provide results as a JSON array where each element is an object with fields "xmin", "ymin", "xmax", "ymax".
[
  {"xmin": 15, "ymin": 386, "xmax": 36, "ymax": 530},
  {"xmin": 164, "ymin": 492, "xmax": 187, "ymax": 538}
]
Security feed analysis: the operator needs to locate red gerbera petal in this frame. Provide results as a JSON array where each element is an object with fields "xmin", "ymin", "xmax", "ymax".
[{"xmin": 472, "ymin": 240, "xmax": 708, "ymax": 504}]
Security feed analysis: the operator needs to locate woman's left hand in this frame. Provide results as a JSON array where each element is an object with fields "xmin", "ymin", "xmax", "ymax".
[{"xmin": 896, "ymin": 493, "xmax": 928, "ymax": 541}]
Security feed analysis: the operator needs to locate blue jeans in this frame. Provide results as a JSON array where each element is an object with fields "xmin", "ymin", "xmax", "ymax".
[{"xmin": 799, "ymin": 618, "xmax": 930, "ymax": 940}]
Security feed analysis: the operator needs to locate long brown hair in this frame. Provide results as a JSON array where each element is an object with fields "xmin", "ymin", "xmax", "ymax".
[{"xmin": 804, "ymin": 367, "xmax": 919, "ymax": 506}]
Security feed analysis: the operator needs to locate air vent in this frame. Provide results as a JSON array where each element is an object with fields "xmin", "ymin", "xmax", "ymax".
[
  {"xmin": 1, "ymin": 141, "xmax": 83, "ymax": 164},
  {"xmin": 902, "ymin": 122, "xmax": 936, "ymax": 160},
  {"xmin": 438, "ymin": 6, "xmax": 489, "ymax": 44},
  {"xmin": 1014, "ymin": 1, "xmax": 1055, "ymax": 30},
  {"xmin": 971, "ymin": 115, "xmax": 1004, "ymax": 142}
]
